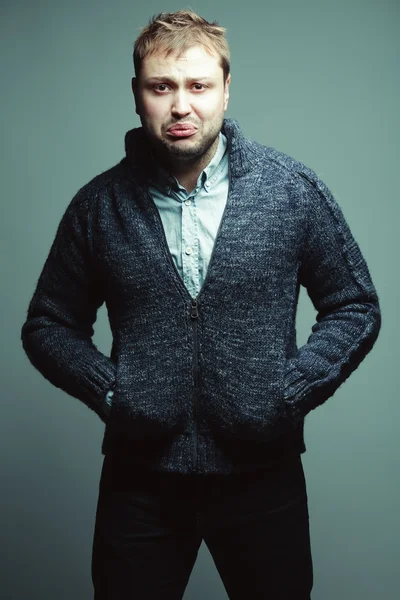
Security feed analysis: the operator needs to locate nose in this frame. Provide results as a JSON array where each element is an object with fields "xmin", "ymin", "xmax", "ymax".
[{"xmin": 171, "ymin": 90, "xmax": 191, "ymax": 118}]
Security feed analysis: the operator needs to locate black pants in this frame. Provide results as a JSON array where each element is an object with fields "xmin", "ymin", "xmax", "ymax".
[{"xmin": 92, "ymin": 453, "xmax": 313, "ymax": 599}]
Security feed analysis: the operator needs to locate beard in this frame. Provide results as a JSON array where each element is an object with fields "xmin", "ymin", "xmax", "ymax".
[{"xmin": 141, "ymin": 113, "xmax": 224, "ymax": 167}]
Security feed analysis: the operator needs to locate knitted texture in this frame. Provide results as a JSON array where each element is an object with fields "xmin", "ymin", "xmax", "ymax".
[{"xmin": 21, "ymin": 119, "xmax": 381, "ymax": 474}]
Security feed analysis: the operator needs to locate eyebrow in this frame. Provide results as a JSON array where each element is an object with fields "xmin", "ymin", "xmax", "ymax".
[{"xmin": 145, "ymin": 76, "xmax": 213, "ymax": 84}]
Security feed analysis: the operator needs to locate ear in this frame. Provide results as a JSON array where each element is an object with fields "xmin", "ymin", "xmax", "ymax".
[
  {"xmin": 131, "ymin": 77, "xmax": 140, "ymax": 116},
  {"xmin": 223, "ymin": 73, "xmax": 231, "ymax": 111}
]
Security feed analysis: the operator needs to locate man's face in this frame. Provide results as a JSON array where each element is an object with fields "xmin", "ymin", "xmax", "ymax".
[{"xmin": 132, "ymin": 45, "xmax": 231, "ymax": 164}]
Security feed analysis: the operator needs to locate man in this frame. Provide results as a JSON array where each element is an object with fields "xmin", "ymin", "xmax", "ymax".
[{"xmin": 21, "ymin": 9, "xmax": 381, "ymax": 600}]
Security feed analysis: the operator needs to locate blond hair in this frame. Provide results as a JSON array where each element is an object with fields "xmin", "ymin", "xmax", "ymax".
[{"xmin": 133, "ymin": 9, "xmax": 230, "ymax": 82}]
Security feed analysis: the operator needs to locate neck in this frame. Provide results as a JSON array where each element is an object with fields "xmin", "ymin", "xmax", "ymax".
[{"xmin": 156, "ymin": 136, "xmax": 220, "ymax": 194}]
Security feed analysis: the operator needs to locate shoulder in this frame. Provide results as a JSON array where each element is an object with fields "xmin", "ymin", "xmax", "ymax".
[
  {"xmin": 70, "ymin": 162, "xmax": 126, "ymax": 208},
  {"xmin": 53, "ymin": 162, "xmax": 127, "ymax": 234},
  {"xmin": 247, "ymin": 139, "xmax": 339, "ymax": 212},
  {"xmin": 224, "ymin": 119, "xmax": 324, "ymax": 194},
  {"xmin": 251, "ymin": 144, "xmax": 350, "ymax": 235},
  {"xmin": 249, "ymin": 139, "xmax": 322, "ymax": 191},
  {"xmin": 237, "ymin": 132, "xmax": 347, "ymax": 229}
]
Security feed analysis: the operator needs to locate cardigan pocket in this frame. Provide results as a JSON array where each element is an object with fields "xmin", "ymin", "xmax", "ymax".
[
  {"xmin": 281, "ymin": 358, "xmax": 308, "ymax": 425},
  {"xmin": 105, "ymin": 346, "xmax": 192, "ymax": 440},
  {"xmin": 201, "ymin": 353, "xmax": 298, "ymax": 444}
]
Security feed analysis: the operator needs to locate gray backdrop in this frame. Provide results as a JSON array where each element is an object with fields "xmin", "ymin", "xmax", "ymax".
[{"xmin": 1, "ymin": 0, "xmax": 398, "ymax": 598}]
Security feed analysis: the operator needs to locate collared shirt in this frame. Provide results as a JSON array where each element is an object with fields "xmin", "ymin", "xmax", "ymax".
[{"xmin": 149, "ymin": 132, "xmax": 229, "ymax": 298}]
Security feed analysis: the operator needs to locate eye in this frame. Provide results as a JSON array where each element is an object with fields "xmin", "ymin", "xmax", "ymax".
[
  {"xmin": 192, "ymin": 83, "xmax": 206, "ymax": 91},
  {"xmin": 154, "ymin": 84, "xmax": 170, "ymax": 93}
]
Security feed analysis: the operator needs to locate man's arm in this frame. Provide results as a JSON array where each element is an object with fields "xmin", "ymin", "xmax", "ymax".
[
  {"xmin": 284, "ymin": 171, "xmax": 382, "ymax": 419},
  {"xmin": 20, "ymin": 187, "xmax": 116, "ymax": 422}
]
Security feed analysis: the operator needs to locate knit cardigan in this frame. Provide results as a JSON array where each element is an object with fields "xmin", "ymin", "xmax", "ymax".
[{"xmin": 21, "ymin": 118, "xmax": 382, "ymax": 474}]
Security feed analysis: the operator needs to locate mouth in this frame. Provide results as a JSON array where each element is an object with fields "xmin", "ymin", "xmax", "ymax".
[{"xmin": 166, "ymin": 123, "xmax": 198, "ymax": 138}]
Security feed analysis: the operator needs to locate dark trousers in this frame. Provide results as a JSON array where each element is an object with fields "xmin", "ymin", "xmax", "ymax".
[{"xmin": 92, "ymin": 453, "xmax": 313, "ymax": 599}]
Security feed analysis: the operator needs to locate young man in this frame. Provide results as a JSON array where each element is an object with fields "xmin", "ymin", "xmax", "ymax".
[{"xmin": 21, "ymin": 9, "xmax": 381, "ymax": 600}]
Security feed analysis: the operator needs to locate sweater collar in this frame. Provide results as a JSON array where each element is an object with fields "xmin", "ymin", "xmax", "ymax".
[{"xmin": 122, "ymin": 118, "xmax": 254, "ymax": 183}]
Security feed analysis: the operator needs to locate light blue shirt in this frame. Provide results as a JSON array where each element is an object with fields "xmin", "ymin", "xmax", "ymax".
[
  {"xmin": 150, "ymin": 132, "xmax": 229, "ymax": 298},
  {"xmin": 105, "ymin": 132, "xmax": 230, "ymax": 407}
]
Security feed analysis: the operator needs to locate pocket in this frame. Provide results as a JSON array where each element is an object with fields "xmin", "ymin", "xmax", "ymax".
[
  {"xmin": 201, "ymin": 356, "xmax": 292, "ymax": 443},
  {"xmin": 103, "ymin": 388, "xmax": 115, "ymax": 418},
  {"xmin": 281, "ymin": 357, "xmax": 309, "ymax": 425},
  {"xmin": 269, "ymin": 357, "xmax": 302, "ymax": 431},
  {"xmin": 104, "ymin": 350, "xmax": 192, "ymax": 439},
  {"xmin": 101, "ymin": 356, "xmax": 118, "ymax": 421}
]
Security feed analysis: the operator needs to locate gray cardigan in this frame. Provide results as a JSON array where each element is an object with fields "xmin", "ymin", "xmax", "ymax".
[{"xmin": 21, "ymin": 118, "xmax": 382, "ymax": 474}]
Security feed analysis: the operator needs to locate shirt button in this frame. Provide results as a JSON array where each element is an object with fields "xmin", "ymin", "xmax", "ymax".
[
  {"xmin": 195, "ymin": 187, "xmax": 199, "ymax": 193},
  {"xmin": 185, "ymin": 247, "xmax": 193, "ymax": 255},
  {"xmin": 185, "ymin": 199, "xmax": 191, "ymax": 206}
]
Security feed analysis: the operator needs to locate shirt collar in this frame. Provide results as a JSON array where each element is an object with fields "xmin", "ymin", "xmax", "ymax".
[{"xmin": 202, "ymin": 132, "xmax": 228, "ymax": 188}]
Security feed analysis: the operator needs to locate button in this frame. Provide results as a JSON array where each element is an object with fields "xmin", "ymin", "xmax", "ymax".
[
  {"xmin": 185, "ymin": 247, "xmax": 193, "ymax": 255},
  {"xmin": 185, "ymin": 199, "xmax": 191, "ymax": 206},
  {"xmin": 195, "ymin": 187, "xmax": 199, "ymax": 193},
  {"xmin": 205, "ymin": 182, "xmax": 210, "ymax": 188}
]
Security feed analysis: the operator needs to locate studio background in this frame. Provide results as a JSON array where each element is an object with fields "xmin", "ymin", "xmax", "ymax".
[{"xmin": 1, "ymin": 0, "xmax": 397, "ymax": 598}]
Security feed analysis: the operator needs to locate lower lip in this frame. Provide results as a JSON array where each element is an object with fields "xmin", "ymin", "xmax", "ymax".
[{"xmin": 167, "ymin": 128, "xmax": 197, "ymax": 138}]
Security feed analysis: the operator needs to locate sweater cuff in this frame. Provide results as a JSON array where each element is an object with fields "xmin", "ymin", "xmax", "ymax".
[{"xmin": 283, "ymin": 359, "xmax": 312, "ymax": 418}]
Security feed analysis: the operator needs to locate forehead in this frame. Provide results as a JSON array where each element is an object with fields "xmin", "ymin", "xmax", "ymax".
[{"xmin": 140, "ymin": 45, "xmax": 223, "ymax": 79}]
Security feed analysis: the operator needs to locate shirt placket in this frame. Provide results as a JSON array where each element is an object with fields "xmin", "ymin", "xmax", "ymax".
[{"xmin": 180, "ymin": 186, "xmax": 200, "ymax": 299}]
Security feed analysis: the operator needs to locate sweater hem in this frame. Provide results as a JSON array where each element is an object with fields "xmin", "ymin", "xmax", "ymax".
[{"xmin": 100, "ymin": 424, "xmax": 307, "ymax": 475}]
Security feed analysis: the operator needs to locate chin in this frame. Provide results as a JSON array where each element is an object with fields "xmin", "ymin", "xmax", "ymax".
[
  {"xmin": 171, "ymin": 134, "xmax": 218, "ymax": 159},
  {"xmin": 166, "ymin": 141, "xmax": 204, "ymax": 158}
]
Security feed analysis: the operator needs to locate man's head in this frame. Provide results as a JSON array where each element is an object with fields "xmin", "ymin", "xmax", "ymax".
[{"xmin": 131, "ymin": 10, "xmax": 231, "ymax": 169}]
